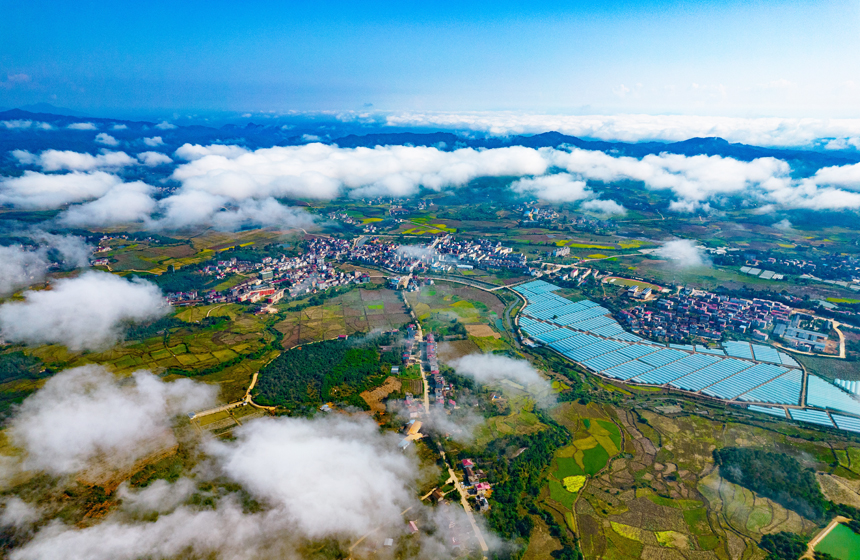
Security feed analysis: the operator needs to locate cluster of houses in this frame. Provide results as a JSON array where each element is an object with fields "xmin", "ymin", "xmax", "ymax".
[
  {"xmin": 714, "ymin": 249, "xmax": 860, "ymax": 288},
  {"xmin": 434, "ymin": 236, "xmax": 529, "ymax": 271},
  {"xmin": 166, "ymin": 240, "xmax": 372, "ymax": 306},
  {"xmin": 619, "ymin": 289, "xmax": 796, "ymax": 342},
  {"xmin": 460, "ymin": 459, "xmax": 491, "ymax": 512},
  {"xmin": 425, "ymin": 333, "xmax": 454, "ymax": 409},
  {"xmin": 518, "ymin": 205, "xmax": 559, "ymax": 226}
]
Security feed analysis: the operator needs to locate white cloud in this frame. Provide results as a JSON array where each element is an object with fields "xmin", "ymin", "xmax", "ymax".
[
  {"xmin": 0, "ymin": 171, "xmax": 121, "ymax": 208},
  {"xmin": 773, "ymin": 218, "xmax": 793, "ymax": 230},
  {"xmin": 0, "ymin": 498, "xmax": 41, "ymax": 529},
  {"xmin": 667, "ymin": 199, "xmax": 712, "ymax": 213},
  {"xmin": 450, "ymin": 354, "xmax": 555, "ymax": 407},
  {"xmin": 8, "ymin": 365, "xmax": 216, "ymax": 477},
  {"xmin": 580, "ymin": 198, "xmax": 626, "ymax": 216},
  {"xmin": 117, "ymin": 478, "xmax": 198, "ymax": 515},
  {"xmin": 383, "ymin": 112, "xmax": 860, "ymax": 147},
  {"xmin": 37, "ymin": 150, "xmax": 137, "ymax": 172},
  {"xmin": 150, "ymin": 192, "xmax": 315, "ymax": 232},
  {"xmin": 11, "ymin": 499, "xmax": 296, "ymax": 560},
  {"xmin": 67, "ymin": 122, "xmax": 97, "ymax": 131},
  {"xmin": 0, "ymin": 234, "xmax": 91, "ymax": 297},
  {"xmin": 510, "ymin": 173, "xmax": 591, "ymax": 201},
  {"xmin": 112, "ymin": 124, "xmax": 128, "ymax": 131},
  {"xmin": 143, "ymin": 136, "xmax": 164, "ymax": 147},
  {"xmin": 171, "ymin": 143, "xmax": 548, "ymax": 200},
  {"xmin": 175, "ymin": 144, "xmax": 250, "ymax": 161},
  {"xmin": 95, "ymin": 133, "xmax": 118, "ymax": 146},
  {"xmin": 653, "ymin": 239, "xmax": 709, "ymax": 268},
  {"xmin": 10, "ymin": 149, "xmax": 36, "ymax": 164},
  {"xmin": 28, "ymin": 231, "xmax": 91, "ymax": 268},
  {"xmin": 2, "ymin": 120, "xmax": 52, "ymax": 130},
  {"xmin": 60, "ymin": 182, "xmax": 157, "ymax": 227},
  {"xmin": 205, "ymin": 415, "xmax": 415, "ymax": 539},
  {"xmin": 824, "ymin": 137, "xmax": 860, "ymax": 151},
  {"xmin": 154, "ymin": 121, "xmax": 177, "ymax": 130},
  {"xmin": 7, "ymin": 411, "xmax": 501, "ymax": 560},
  {"xmin": 0, "ymin": 246, "xmax": 48, "ymax": 297},
  {"xmin": 807, "ymin": 162, "xmax": 860, "ymax": 189},
  {"xmin": 549, "ymin": 148, "xmax": 790, "ymax": 203},
  {"xmin": 0, "ymin": 271, "xmax": 168, "ymax": 351},
  {"xmin": 136, "ymin": 151, "xmax": 173, "ymax": 166}
]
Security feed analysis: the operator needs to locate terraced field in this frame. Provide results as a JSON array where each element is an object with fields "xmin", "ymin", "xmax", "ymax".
[{"xmin": 533, "ymin": 402, "xmax": 860, "ymax": 560}]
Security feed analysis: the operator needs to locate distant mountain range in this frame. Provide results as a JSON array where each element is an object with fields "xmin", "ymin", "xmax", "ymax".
[{"xmin": 2, "ymin": 109, "xmax": 859, "ymax": 171}]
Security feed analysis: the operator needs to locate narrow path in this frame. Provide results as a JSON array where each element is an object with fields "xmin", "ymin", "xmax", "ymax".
[{"xmin": 206, "ymin": 304, "xmax": 226, "ymax": 318}]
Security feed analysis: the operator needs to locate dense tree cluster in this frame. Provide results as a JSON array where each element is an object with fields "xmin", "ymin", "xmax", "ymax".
[
  {"xmin": 0, "ymin": 351, "xmax": 42, "ymax": 384},
  {"xmin": 253, "ymin": 334, "xmax": 400, "ymax": 411},
  {"xmin": 759, "ymin": 532, "xmax": 807, "ymax": 560}
]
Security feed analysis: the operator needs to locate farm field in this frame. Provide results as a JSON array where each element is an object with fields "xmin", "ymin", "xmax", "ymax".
[
  {"xmin": 536, "ymin": 400, "xmax": 860, "ymax": 560},
  {"xmin": 273, "ymin": 287, "xmax": 411, "ymax": 348},
  {"xmin": 405, "ymin": 281, "xmax": 506, "ymax": 335},
  {"xmin": 19, "ymin": 304, "xmax": 278, "ymax": 403}
]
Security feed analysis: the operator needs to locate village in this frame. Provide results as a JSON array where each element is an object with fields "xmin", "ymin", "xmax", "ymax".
[{"xmin": 618, "ymin": 287, "xmax": 839, "ymax": 353}]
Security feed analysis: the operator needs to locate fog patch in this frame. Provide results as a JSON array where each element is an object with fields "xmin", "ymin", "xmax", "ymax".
[
  {"xmin": 205, "ymin": 414, "xmax": 416, "ymax": 539},
  {"xmin": 653, "ymin": 239, "xmax": 710, "ymax": 268},
  {"xmin": 0, "ymin": 233, "xmax": 91, "ymax": 296},
  {"xmin": 0, "ymin": 271, "xmax": 168, "ymax": 351},
  {"xmin": 8, "ymin": 366, "xmax": 215, "ymax": 478},
  {"xmin": 449, "ymin": 354, "xmax": 555, "ymax": 408}
]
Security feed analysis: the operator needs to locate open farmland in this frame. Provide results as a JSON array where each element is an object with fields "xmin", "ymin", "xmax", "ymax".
[
  {"xmin": 273, "ymin": 287, "xmax": 411, "ymax": 348},
  {"xmin": 538, "ymin": 401, "xmax": 860, "ymax": 560},
  {"xmin": 20, "ymin": 304, "xmax": 279, "ymax": 402}
]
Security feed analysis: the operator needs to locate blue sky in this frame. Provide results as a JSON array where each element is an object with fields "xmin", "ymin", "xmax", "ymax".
[{"xmin": 1, "ymin": 0, "xmax": 858, "ymax": 118}]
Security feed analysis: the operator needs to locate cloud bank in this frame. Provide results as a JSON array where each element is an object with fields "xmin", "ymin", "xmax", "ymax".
[
  {"xmin": 510, "ymin": 173, "xmax": 591, "ymax": 202},
  {"xmin": 383, "ymin": 112, "xmax": 860, "ymax": 148},
  {"xmin": 171, "ymin": 143, "xmax": 548, "ymax": 199},
  {"xmin": 9, "ymin": 365, "xmax": 216, "ymax": 476},
  {"xmin": 59, "ymin": 182, "xmax": 157, "ymax": 227},
  {"xmin": 580, "ymin": 198, "xmax": 626, "ymax": 216},
  {"xmin": 0, "ymin": 170, "xmax": 121, "ymax": 209},
  {"xmin": 7, "ymin": 141, "xmax": 860, "ymax": 233},
  {"xmin": 0, "ymin": 271, "xmax": 168, "ymax": 351},
  {"xmin": 206, "ymin": 415, "xmax": 415, "ymax": 538}
]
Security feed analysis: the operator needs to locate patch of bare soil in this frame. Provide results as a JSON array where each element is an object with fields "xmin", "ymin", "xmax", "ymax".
[
  {"xmin": 465, "ymin": 324, "xmax": 500, "ymax": 338},
  {"xmin": 361, "ymin": 376, "xmax": 402, "ymax": 416}
]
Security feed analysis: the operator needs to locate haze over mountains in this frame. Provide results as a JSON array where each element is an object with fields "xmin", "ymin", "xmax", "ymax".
[{"xmin": 3, "ymin": 109, "xmax": 860, "ymax": 175}]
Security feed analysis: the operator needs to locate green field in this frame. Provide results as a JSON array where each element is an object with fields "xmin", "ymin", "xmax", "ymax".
[{"xmin": 817, "ymin": 524, "xmax": 860, "ymax": 560}]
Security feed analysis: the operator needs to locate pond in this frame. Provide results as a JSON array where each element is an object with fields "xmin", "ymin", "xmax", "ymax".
[{"xmin": 817, "ymin": 523, "xmax": 860, "ymax": 560}]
